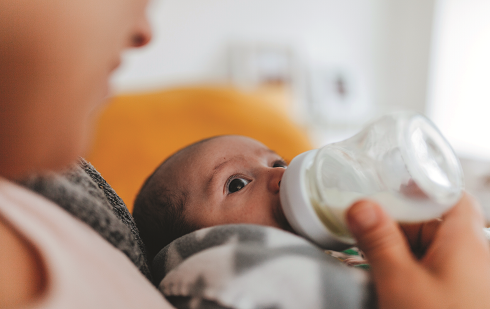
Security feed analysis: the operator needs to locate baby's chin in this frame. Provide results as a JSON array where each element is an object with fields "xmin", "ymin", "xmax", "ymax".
[
  {"xmin": 280, "ymin": 219, "xmax": 296, "ymax": 234},
  {"xmin": 272, "ymin": 202, "xmax": 296, "ymax": 234}
]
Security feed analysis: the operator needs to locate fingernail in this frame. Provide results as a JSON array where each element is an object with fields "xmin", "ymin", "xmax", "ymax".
[{"xmin": 347, "ymin": 201, "xmax": 379, "ymax": 234}]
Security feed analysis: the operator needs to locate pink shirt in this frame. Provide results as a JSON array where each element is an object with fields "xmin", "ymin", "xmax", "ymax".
[{"xmin": 0, "ymin": 177, "xmax": 174, "ymax": 309}]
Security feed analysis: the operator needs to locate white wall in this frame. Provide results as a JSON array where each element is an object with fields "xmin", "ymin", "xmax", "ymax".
[
  {"xmin": 428, "ymin": 0, "xmax": 490, "ymax": 160},
  {"xmin": 113, "ymin": 0, "xmax": 376, "ymax": 91},
  {"xmin": 372, "ymin": 0, "xmax": 436, "ymax": 114},
  {"xmin": 111, "ymin": 0, "xmax": 437, "ymax": 144}
]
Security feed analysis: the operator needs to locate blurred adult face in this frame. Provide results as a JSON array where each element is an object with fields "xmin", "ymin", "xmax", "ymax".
[{"xmin": 0, "ymin": 0, "xmax": 152, "ymax": 178}]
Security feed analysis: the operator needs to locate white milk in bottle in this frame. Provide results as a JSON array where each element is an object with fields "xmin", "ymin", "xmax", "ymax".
[{"xmin": 280, "ymin": 112, "xmax": 464, "ymax": 249}]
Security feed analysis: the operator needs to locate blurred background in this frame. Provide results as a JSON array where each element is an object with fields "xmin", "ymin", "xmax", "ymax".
[{"xmin": 88, "ymin": 0, "xmax": 490, "ymax": 211}]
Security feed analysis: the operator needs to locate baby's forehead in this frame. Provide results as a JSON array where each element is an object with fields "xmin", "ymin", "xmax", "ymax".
[
  {"xmin": 156, "ymin": 136, "xmax": 279, "ymax": 198},
  {"xmin": 201, "ymin": 135, "xmax": 269, "ymax": 152},
  {"xmin": 199, "ymin": 136, "xmax": 278, "ymax": 168},
  {"xmin": 168, "ymin": 136, "xmax": 272, "ymax": 171}
]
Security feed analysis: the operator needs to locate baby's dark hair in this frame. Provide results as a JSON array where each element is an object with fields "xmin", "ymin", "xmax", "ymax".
[{"xmin": 133, "ymin": 137, "xmax": 220, "ymax": 263}]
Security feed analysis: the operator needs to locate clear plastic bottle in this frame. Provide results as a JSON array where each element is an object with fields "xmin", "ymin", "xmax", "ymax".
[{"xmin": 280, "ymin": 112, "xmax": 464, "ymax": 249}]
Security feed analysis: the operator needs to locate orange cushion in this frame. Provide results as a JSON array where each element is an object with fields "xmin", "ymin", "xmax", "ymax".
[{"xmin": 86, "ymin": 86, "xmax": 313, "ymax": 211}]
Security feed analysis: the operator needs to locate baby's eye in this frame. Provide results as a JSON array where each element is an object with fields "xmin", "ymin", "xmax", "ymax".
[
  {"xmin": 272, "ymin": 160, "xmax": 288, "ymax": 168},
  {"xmin": 227, "ymin": 177, "xmax": 250, "ymax": 194}
]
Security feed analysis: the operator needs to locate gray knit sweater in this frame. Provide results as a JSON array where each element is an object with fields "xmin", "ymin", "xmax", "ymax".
[{"xmin": 19, "ymin": 158, "xmax": 151, "ymax": 280}]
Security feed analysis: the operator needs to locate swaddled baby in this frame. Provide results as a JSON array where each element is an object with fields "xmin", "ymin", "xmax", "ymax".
[
  {"xmin": 133, "ymin": 135, "xmax": 366, "ymax": 266},
  {"xmin": 133, "ymin": 136, "xmax": 294, "ymax": 260}
]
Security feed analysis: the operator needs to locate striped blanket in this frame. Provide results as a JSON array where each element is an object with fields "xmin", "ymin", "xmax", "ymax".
[{"xmin": 153, "ymin": 224, "xmax": 376, "ymax": 309}]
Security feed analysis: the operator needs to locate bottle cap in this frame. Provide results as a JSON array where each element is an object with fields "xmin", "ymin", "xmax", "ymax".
[{"xmin": 280, "ymin": 150, "xmax": 352, "ymax": 250}]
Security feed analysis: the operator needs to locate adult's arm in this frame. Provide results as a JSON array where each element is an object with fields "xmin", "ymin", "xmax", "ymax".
[{"xmin": 346, "ymin": 193, "xmax": 490, "ymax": 308}]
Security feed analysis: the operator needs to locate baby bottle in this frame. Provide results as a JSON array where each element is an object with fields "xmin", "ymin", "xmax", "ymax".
[{"xmin": 280, "ymin": 112, "xmax": 464, "ymax": 249}]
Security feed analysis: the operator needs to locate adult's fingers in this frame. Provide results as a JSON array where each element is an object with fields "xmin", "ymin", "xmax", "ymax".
[
  {"xmin": 400, "ymin": 219, "xmax": 441, "ymax": 258},
  {"xmin": 422, "ymin": 193, "xmax": 489, "ymax": 273},
  {"xmin": 346, "ymin": 200, "xmax": 417, "ymax": 278},
  {"xmin": 440, "ymin": 192, "xmax": 485, "ymax": 240}
]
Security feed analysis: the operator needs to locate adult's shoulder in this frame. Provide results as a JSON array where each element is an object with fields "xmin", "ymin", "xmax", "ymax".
[{"xmin": 0, "ymin": 218, "xmax": 45, "ymax": 308}]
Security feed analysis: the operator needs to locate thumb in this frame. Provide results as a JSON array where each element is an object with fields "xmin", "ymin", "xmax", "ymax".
[{"xmin": 346, "ymin": 200, "xmax": 417, "ymax": 278}]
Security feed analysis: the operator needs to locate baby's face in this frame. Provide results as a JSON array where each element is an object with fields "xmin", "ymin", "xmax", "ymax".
[{"xmin": 175, "ymin": 136, "xmax": 293, "ymax": 232}]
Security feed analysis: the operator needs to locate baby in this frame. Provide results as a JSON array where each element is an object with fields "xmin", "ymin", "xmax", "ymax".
[
  {"xmin": 133, "ymin": 135, "xmax": 367, "ymax": 267},
  {"xmin": 133, "ymin": 135, "xmax": 296, "ymax": 261}
]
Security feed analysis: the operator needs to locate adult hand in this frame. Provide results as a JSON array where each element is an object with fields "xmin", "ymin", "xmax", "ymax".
[
  {"xmin": 398, "ymin": 219, "xmax": 442, "ymax": 258},
  {"xmin": 346, "ymin": 193, "xmax": 490, "ymax": 309}
]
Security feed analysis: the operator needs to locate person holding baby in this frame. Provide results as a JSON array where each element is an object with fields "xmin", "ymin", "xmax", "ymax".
[{"xmin": 1, "ymin": 0, "xmax": 489, "ymax": 308}]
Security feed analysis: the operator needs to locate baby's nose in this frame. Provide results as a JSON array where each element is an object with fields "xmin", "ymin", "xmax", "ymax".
[{"xmin": 269, "ymin": 168, "xmax": 285, "ymax": 192}]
